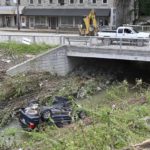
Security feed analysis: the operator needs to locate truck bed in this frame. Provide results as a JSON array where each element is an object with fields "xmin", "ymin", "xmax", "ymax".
[{"xmin": 101, "ymin": 30, "xmax": 116, "ymax": 33}]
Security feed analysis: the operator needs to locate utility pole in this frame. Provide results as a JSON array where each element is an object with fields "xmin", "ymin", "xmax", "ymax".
[
  {"xmin": 13, "ymin": 0, "xmax": 20, "ymax": 30},
  {"xmin": 16, "ymin": 0, "xmax": 20, "ymax": 30}
]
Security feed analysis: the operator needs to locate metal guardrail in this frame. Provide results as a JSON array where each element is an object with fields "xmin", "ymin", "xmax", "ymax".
[
  {"xmin": 0, "ymin": 34, "xmax": 149, "ymax": 50},
  {"xmin": 64, "ymin": 36, "xmax": 150, "ymax": 49}
]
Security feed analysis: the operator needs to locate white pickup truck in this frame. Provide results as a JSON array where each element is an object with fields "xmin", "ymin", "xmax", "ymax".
[{"xmin": 98, "ymin": 26, "xmax": 150, "ymax": 46}]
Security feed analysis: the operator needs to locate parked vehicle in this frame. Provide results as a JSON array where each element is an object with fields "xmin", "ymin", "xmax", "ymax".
[
  {"xmin": 18, "ymin": 97, "xmax": 86, "ymax": 131},
  {"xmin": 98, "ymin": 26, "xmax": 150, "ymax": 46}
]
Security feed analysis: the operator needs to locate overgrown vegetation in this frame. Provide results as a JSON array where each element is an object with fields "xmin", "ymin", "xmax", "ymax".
[
  {"xmin": 1, "ymin": 78, "xmax": 150, "ymax": 150},
  {"xmin": 0, "ymin": 70, "xmax": 110, "ymax": 128},
  {"xmin": 0, "ymin": 42, "xmax": 57, "ymax": 55}
]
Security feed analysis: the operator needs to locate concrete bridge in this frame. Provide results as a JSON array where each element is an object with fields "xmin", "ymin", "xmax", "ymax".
[
  {"xmin": 7, "ymin": 43, "xmax": 150, "ymax": 76},
  {"xmin": 67, "ymin": 45, "xmax": 150, "ymax": 61}
]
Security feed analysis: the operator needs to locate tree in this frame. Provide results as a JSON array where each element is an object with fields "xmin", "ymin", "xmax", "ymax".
[
  {"xmin": 114, "ymin": 0, "xmax": 133, "ymax": 25},
  {"xmin": 139, "ymin": 0, "xmax": 150, "ymax": 16}
]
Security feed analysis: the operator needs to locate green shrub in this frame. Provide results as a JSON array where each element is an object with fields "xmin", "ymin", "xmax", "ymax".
[{"xmin": 105, "ymin": 80, "xmax": 129, "ymax": 101}]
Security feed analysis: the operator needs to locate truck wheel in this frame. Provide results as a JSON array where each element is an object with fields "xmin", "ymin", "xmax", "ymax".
[
  {"xmin": 103, "ymin": 38, "xmax": 111, "ymax": 45},
  {"xmin": 137, "ymin": 39, "xmax": 144, "ymax": 47}
]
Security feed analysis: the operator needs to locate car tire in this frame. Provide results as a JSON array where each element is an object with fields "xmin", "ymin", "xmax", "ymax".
[
  {"xmin": 41, "ymin": 110, "xmax": 51, "ymax": 121},
  {"xmin": 78, "ymin": 111, "xmax": 87, "ymax": 119}
]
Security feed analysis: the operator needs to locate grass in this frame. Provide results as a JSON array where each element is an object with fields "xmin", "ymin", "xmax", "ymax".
[
  {"xmin": 0, "ymin": 42, "xmax": 57, "ymax": 55},
  {"xmin": 1, "ymin": 80, "xmax": 150, "ymax": 150},
  {"xmin": 1, "ymin": 73, "xmax": 150, "ymax": 150}
]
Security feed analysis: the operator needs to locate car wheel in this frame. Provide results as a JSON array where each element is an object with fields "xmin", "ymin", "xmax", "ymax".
[
  {"xmin": 78, "ymin": 111, "xmax": 86, "ymax": 119},
  {"xmin": 41, "ymin": 110, "xmax": 51, "ymax": 121}
]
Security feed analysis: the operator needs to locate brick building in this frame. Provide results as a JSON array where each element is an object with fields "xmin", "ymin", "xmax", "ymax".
[{"xmin": 0, "ymin": 0, "xmax": 135, "ymax": 29}]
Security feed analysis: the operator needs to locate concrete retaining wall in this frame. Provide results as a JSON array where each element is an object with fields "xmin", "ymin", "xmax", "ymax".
[{"xmin": 7, "ymin": 45, "xmax": 76, "ymax": 76}]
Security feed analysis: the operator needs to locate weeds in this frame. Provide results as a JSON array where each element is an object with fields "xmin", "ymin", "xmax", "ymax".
[
  {"xmin": 0, "ymin": 42, "xmax": 57, "ymax": 55},
  {"xmin": 1, "ymin": 77, "xmax": 150, "ymax": 149},
  {"xmin": 0, "ymin": 75, "xmax": 40, "ymax": 102}
]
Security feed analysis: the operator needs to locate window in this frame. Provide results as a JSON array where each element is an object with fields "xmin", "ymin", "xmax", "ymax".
[
  {"xmin": 70, "ymin": 0, "xmax": 74, "ymax": 4},
  {"xmin": 75, "ymin": 17, "xmax": 82, "ymax": 25},
  {"xmin": 92, "ymin": 0, "xmax": 96, "ymax": 3},
  {"xmin": 124, "ymin": 29, "xmax": 132, "ymax": 34},
  {"xmin": 22, "ymin": 18, "xmax": 25, "ymax": 23},
  {"xmin": 103, "ymin": 0, "xmax": 107, "ymax": 4},
  {"xmin": 29, "ymin": 17, "xmax": 34, "ymax": 27},
  {"xmin": 49, "ymin": 0, "xmax": 53, "ymax": 3},
  {"xmin": 61, "ymin": 17, "xmax": 73, "ymax": 25},
  {"xmin": 104, "ymin": 19, "xmax": 108, "ymax": 25},
  {"xmin": 5, "ymin": 0, "xmax": 11, "ymax": 5},
  {"xmin": 133, "ymin": 28, "xmax": 138, "ymax": 33},
  {"xmin": 118, "ymin": 29, "xmax": 123, "ymax": 33},
  {"xmin": 58, "ymin": 0, "xmax": 64, "ymax": 5},
  {"xmin": 38, "ymin": 0, "xmax": 41, "ymax": 4},
  {"xmin": 79, "ymin": 0, "xmax": 83, "ymax": 3},
  {"xmin": 35, "ymin": 16, "xmax": 46, "ymax": 25},
  {"xmin": 29, "ymin": 0, "xmax": 33, "ymax": 4}
]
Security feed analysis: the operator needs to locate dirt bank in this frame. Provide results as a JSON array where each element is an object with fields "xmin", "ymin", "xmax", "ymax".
[{"xmin": 0, "ymin": 49, "xmax": 34, "ymax": 80}]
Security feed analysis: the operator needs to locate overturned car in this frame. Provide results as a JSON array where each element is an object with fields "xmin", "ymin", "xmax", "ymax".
[{"xmin": 18, "ymin": 97, "xmax": 86, "ymax": 130}]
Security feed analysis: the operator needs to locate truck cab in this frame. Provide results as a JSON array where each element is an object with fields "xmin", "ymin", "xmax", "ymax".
[{"xmin": 116, "ymin": 27, "xmax": 139, "ymax": 38}]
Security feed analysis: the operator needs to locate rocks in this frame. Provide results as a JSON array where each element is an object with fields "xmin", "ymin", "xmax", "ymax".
[
  {"xmin": 25, "ymin": 54, "xmax": 35, "ymax": 58},
  {"xmin": 1, "ymin": 59, "xmax": 11, "ymax": 63},
  {"xmin": 77, "ymin": 87, "xmax": 87, "ymax": 98},
  {"xmin": 96, "ymin": 87, "xmax": 102, "ymax": 91}
]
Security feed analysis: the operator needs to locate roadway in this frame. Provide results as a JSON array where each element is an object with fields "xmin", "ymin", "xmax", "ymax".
[{"xmin": 0, "ymin": 29, "xmax": 77, "ymax": 36}]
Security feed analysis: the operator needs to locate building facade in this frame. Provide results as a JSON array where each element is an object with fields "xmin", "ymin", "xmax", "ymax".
[{"xmin": 0, "ymin": 0, "xmax": 134, "ymax": 29}]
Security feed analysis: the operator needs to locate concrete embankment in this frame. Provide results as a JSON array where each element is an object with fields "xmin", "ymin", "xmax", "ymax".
[{"xmin": 7, "ymin": 45, "xmax": 80, "ymax": 76}]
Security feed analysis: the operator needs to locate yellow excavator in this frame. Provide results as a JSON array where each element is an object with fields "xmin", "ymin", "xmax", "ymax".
[{"xmin": 78, "ymin": 10, "xmax": 99, "ymax": 36}]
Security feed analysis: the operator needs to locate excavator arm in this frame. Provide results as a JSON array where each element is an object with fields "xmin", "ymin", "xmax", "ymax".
[{"xmin": 79, "ymin": 10, "xmax": 98, "ymax": 36}]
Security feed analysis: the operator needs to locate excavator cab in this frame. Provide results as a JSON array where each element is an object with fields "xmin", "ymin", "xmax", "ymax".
[{"xmin": 78, "ymin": 10, "xmax": 99, "ymax": 36}]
